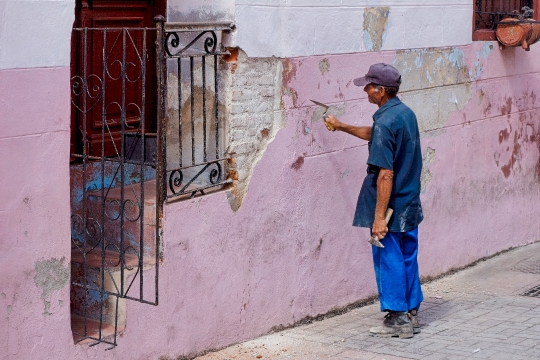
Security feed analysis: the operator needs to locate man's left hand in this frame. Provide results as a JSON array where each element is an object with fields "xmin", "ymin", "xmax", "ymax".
[{"xmin": 372, "ymin": 218, "xmax": 388, "ymax": 240}]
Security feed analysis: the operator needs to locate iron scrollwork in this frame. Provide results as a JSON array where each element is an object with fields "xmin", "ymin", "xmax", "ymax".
[
  {"xmin": 71, "ymin": 214, "xmax": 103, "ymax": 253},
  {"xmin": 71, "ymin": 74, "xmax": 103, "ymax": 113},
  {"xmin": 168, "ymin": 161, "xmax": 223, "ymax": 195},
  {"xmin": 164, "ymin": 30, "xmax": 218, "ymax": 56}
]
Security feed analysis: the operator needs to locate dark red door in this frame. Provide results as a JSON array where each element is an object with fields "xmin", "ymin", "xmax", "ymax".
[{"xmin": 71, "ymin": 0, "xmax": 165, "ymax": 158}]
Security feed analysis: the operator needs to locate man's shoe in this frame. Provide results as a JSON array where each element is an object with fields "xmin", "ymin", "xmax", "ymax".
[
  {"xmin": 369, "ymin": 311, "xmax": 414, "ymax": 339},
  {"xmin": 408, "ymin": 309, "xmax": 420, "ymax": 334}
]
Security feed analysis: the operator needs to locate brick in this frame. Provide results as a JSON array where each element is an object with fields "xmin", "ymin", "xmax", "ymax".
[
  {"xmin": 230, "ymin": 130, "xmax": 246, "ymax": 142},
  {"xmin": 230, "ymin": 104, "xmax": 244, "ymax": 114},
  {"xmin": 258, "ymin": 75, "xmax": 274, "ymax": 85},
  {"xmin": 260, "ymin": 88, "xmax": 274, "ymax": 97}
]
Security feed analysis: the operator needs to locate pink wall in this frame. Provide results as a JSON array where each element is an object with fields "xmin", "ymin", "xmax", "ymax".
[
  {"xmin": 2, "ymin": 42, "xmax": 540, "ymax": 359},
  {"xmin": 0, "ymin": 67, "xmax": 73, "ymax": 357}
]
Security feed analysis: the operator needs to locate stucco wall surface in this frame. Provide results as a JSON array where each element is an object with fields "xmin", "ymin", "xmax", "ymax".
[
  {"xmin": 0, "ymin": 0, "xmax": 74, "ymax": 69},
  {"xmin": 234, "ymin": 1, "xmax": 472, "ymax": 57}
]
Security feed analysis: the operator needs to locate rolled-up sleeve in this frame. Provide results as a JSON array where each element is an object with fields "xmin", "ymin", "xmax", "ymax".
[{"xmin": 367, "ymin": 122, "xmax": 394, "ymax": 170}]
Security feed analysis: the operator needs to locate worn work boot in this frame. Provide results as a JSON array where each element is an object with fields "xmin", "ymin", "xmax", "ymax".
[
  {"xmin": 408, "ymin": 309, "xmax": 420, "ymax": 334},
  {"xmin": 370, "ymin": 311, "xmax": 414, "ymax": 339}
]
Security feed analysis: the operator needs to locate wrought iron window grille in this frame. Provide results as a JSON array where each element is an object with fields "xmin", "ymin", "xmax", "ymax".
[
  {"xmin": 475, "ymin": 1, "xmax": 536, "ymax": 32},
  {"xmin": 160, "ymin": 20, "xmax": 234, "ymax": 201},
  {"xmin": 69, "ymin": 17, "xmax": 233, "ymax": 348}
]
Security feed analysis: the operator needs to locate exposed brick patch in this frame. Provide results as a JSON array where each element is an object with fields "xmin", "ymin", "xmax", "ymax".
[{"xmin": 223, "ymin": 48, "xmax": 285, "ymax": 211}]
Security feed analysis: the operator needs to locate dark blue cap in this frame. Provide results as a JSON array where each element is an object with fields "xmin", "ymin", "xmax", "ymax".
[{"xmin": 353, "ymin": 63, "xmax": 402, "ymax": 88}]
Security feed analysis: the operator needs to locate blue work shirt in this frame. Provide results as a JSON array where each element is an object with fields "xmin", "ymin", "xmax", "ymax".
[{"xmin": 353, "ymin": 97, "xmax": 423, "ymax": 232}]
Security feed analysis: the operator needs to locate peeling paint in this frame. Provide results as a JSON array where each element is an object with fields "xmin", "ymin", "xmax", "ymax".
[
  {"xmin": 500, "ymin": 97, "xmax": 513, "ymax": 115},
  {"xmin": 363, "ymin": 7, "xmax": 389, "ymax": 52},
  {"xmin": 282, "ymin": 58, "xmax": 298, "ymax": 108},
  {"xmin": 395, "ymin": 47, "xmax": 472, "ymax": 132},
  {"xmin": 394, "ymin": 47, "xmax": 469, "ymax": 92},
  {"xmin": 318, "ymin": 58, "xmax": 330, "ymax": 75},
  {"xmin": 34, "ymin": 258, "xmax": 69, "ymax": 316},
  {"xmin": 495, "ymin": 112, "xmax": 540, "ymax": 179},
  {"xmin": 471, "ymin": 42, "xmax": 494, "ymax": 79}
]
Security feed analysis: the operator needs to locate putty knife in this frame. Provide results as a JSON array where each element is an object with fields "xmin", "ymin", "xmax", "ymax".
[{"xmin": 310, "ymin": 99, "xmax": 335, "ymax": 131}]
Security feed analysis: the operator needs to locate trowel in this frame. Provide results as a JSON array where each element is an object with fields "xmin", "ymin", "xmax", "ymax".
[
  {"xmin": 310, "ymin": 99, "xmax": 335, "ymax": 131},
  {"xmin": 368, "ymin": 208, "xmax": 393, "ymax": 248}
]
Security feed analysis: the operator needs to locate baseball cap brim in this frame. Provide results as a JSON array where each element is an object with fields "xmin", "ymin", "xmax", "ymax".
[{"xmin": 353, "ymin": 76, "xmax": 370, "ymax": 87}]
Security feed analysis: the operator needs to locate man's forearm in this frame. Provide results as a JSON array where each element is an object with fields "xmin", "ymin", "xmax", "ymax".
[
  {"xmin": 375, "ymin": 169, "xmax": 393, "ymax": 220},
  {"xmin": 337, "ymin": 123, "xmax": 372, "ymax": 141}
]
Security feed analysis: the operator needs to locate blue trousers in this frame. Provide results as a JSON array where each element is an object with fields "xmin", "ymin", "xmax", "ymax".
[{"xmin": 372, "ymin": 228, "xmax": 423, "ymax": 312}]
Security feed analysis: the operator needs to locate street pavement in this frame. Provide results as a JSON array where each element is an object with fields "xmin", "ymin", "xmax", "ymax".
[{"xmin": 196, "ymin": 242, "xmax": 540, "ymax": 360}]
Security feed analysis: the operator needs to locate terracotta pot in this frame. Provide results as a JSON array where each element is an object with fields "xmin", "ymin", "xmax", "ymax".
[{"xmin": 497, "ymin": 18, "xmax": 540, "ymax": 51}]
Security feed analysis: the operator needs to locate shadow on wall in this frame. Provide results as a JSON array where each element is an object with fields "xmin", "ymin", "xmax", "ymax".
[{"xmin": 166, "ymin": 67, "xmax": 226, "ymax": 188}]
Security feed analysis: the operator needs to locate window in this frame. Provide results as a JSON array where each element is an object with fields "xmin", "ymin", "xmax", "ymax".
[{"xmin": 473, "ymin": 0, "xmax": 539, "ymax": 41}]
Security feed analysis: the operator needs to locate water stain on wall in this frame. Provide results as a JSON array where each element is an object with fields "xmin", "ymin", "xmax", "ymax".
[
  {"xmin": 167, "ymin": 8, "xmax": 232, "ymax": 23},
  {"xmin": 34, "ymin": 257, "xmax": 69, "ymax": 316},
  {"xmin": 291, "ymin": 155, "xmax": 304, "ymax": 170},
  {"xmin": 363, "ymin": 7, "xmax": 390, "ymax": 52}
]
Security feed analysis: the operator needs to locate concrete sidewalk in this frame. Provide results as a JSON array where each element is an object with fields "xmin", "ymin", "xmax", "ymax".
[{"xmin": 196, "ymin": 242, "xmax": 540, "ymax": 360}]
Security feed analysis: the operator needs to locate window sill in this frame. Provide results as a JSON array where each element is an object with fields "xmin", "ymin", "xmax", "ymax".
[{"xmin": 473, "ymin": 29, "xmax": 497, "ymax": 41}]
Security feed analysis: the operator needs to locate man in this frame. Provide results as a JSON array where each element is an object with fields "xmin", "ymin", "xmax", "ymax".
[{"xmin": 324, "ymin": 63, "xmax": 424, "ymax": 339}]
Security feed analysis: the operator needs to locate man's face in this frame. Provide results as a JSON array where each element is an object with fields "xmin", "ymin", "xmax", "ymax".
[{"xmin": 364, "ymin": 83, "xmax": 384, "ymax": 105}]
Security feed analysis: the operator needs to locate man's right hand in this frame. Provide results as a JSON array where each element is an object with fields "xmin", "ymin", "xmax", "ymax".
[
  {"xmin": 324, "ymin": 115, "xmax": 340, "ymax": 132},
  {"xmin": 323, "ymin": 116, "xmax": 372, "ymax": 141}
]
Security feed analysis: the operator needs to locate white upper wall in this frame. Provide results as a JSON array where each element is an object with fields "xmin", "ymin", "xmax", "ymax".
[
  {"xmin": 234, "ymin": 1, "xmax": 473, "ymax": 58},
  {"xmin": 0, "ymin": 0, "xmax": 74, "ymax": 70},
  {"xmin": 0, "ymin": 0, "xmax": 474, "ymax": 69}
]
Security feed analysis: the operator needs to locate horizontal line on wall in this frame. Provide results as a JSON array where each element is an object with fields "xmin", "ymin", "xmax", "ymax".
[
  {"xmin": 423, "ymin": 108, "xmax": 540, "ymax": 135},
  {"xmin": 0, "ymin": 130, "xmax": 69, "ymax": 143}
]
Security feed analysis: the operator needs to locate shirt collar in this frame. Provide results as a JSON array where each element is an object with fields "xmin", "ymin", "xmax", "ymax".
[{"xmin": 373, "ymin": 96, "xmax": 402, "ymax": 120}]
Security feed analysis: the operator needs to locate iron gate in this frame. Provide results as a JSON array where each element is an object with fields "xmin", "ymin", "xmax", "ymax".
[{"xmin": 70, "ymin": 17, "xmax": 232, "ymax": 348}]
